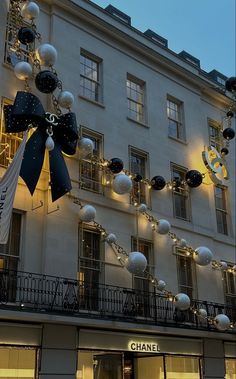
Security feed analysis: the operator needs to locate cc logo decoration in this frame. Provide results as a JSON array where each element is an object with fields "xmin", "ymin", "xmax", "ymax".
[{"xmin": 202, "ymin": 146, "xmax": 229, "ymax": 185}]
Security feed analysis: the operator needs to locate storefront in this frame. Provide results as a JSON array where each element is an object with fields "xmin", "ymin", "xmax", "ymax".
[
  {"xmin": 0, "ymin": 323, "xmax": 40, "ymax": 379},
  {"xmin": 225, "ymin": 343, "xmax": 236, "ymax": 379},
  {"xmin": 77, "ymin": 330, "xmax": 203, "ymax": 379}
]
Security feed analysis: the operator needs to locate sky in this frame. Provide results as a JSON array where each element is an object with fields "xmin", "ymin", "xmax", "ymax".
[{"xmin": 91, "ymin": 0, "xmax": 236, "ymax": 78}]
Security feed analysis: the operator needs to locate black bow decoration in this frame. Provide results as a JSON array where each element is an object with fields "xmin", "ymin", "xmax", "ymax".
[{"xmin": 4, "ymin": 91, "xmax": 78, "ymax": 202}]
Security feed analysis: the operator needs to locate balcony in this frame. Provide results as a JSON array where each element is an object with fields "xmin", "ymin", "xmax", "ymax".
[{"xmin": 0, "ymin": 270, "xmax": 235, "ymax": 333}]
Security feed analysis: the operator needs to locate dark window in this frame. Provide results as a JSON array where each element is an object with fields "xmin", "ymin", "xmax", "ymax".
[
  {"xmin": 127, "ymin": 75, "xmax": 145, "ymax": 123},
  {"xmin": 130, "ymin": 148, "xmax": 148, "ymax": 205},
  {"xmin": 176, "ymin": 252, "xmax": 196, "ymax": 299},
  {"xmin": 215, "ymin": 186, "xmax": 228, "ymax": 235},
  {"xmin": 209, "ymin": 121, "xmax": 222, "ymax": 151},
  {"xmin": 167, "ymin": 98, "xmax": 185, "ymax": 140},
  {"xmin": 171, "ymin": 164, "xmax": 190, "ymax": 221},
  {"xmin": 80, "ymin": 51, "xmax": 101, "ymax": 102}
]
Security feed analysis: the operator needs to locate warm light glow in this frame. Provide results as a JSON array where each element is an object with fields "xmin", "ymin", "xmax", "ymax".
[{"xmin": 0, "ymin": 369, "xmax": 35, "ymax": 378}]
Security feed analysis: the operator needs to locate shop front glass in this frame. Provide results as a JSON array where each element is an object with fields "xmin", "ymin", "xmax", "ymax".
[
  {"xmin": 77, "ymin": 350, "xmax": 201, "ymax": 379},
  {"xmin": 0, "ymin": 347, "xmax": 37, "ymax": 379},
  {"xmin": 225, "ymin": 359, "xmax": 236, "ymax": 379}
]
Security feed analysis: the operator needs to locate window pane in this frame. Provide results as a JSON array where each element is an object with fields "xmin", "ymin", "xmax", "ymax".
[
  {"xmin": 225, "ymin": 359, "xmax": 236, "ymax": 379},
  {"xmin": 127, "ymin": 76, "xmax": 145, "ymax": 122},
  {"xmin": 166, "ymin": 356, "xmax": 200, "ymax": 379},
  {"xmin": 136, "ymin": 356, "xmax": 165, "ymax": 379},
  {"xmin": 0, "ymin": 348, "xmax": 36, "ymax": 379},
  {"xmin": 80, "ymin": 52, "xmax": 100, "ymax": 101}
]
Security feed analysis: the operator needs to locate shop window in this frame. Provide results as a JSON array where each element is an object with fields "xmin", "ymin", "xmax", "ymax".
[
  {"xmin": 176, "ymin": 250, "xmax": 197, "ymax": 299},
  {"xmin": 167, "ymin": 96, "xmax": 185, "ymax": 141},
  {"xmin": 78, "ymin": 227, "xmax": 104, "ymax": 310},
  {"xmin": 136, "ymin": 356, "xmax": 164, "ymax": 379},
  {"xmin": 127, "ymin": 74, "xmax": 145, "ymax": 123},
  {"xmin": 225, "ymin": 358, "xmax": 236, "ymax": 379},
  {"xmin": 129, "ymin": 146, "xmax": 149, "ymax": 205},
  {"xmin": 132, "ymin": 237, "xmax": 154, "ymax": 317},
  {"xmin": 208, "ymin": 120, "xmax": 222, "ymax": 152},
  {"xmin": 77, "ymin": 351, "xmax": 123, "ymax": 379},
  {"xmin": 79, "ymin": 127, "xmax": 104, "ymax": 194},
  {"xmin": 165, "ymin": 356, "xmax": 201, "ymax": 378},
  {"xmin": 0, "ymin": 97, "xmax": 23, "ymax": 168},
  {"xmin": 80, "ymin": 50, "xmax": 102, "ymax": 102},
  {"xmin": 0, "ymin": 212, "xmax": 22, "ymax": 302},
  {"xmin": 0, "ymin": 347, "xmax": 36, "ymax": 379},
  {"xmin": 171, "ymin": 163, "xmax": 190, "ymax": 221},
  {"xmin": 215, "ymin": 186, "xmax": 228, "ymax": 235}
]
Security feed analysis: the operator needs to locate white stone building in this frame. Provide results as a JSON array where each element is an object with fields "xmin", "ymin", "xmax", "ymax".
[{"xmin": 0, "ymin": 0, "xmax": 235, "ymax": 378}]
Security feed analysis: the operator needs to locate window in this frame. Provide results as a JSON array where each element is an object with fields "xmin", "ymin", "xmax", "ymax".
[
  {"xmin": 0, "ymin": 98, "xmax": 23, "ymax": 168},
  {"xmin": 132, "ymin": 237, "xmax": 154, "ymax": 317},
  {"xmin": 127, "ymin": 75, "xmax": 145, "ymax": 123},
  {"xmin": 79, "ymin": 127, "xmax": 103, "ymax": 193},
  {"xmin": 0, "ymin": 347, "xmax": 37, "ymax": 379},
  {"xmin": 4, "ymin": 11, "xmax": 34, "ymax": 65},
  {"xmin": 215, "ymin": 186, "xmax": 228, "ymax": 234},
  {"xmin": 80, "ymin": 50, "xmax": 101, "ymax": 102},
  {"xmin": 129, "ymin": 147, "xmax": 149, "ymax": 205},
  {"xmin": 208, "ymin": 120, "xmax": 222, "ymax": 151},
  {"xmin": 78, "ymin": 227, "xmax": 104, "ymax": 310},
  {"xmin": 225, "ymin": 359, "xmax": 236, "ymax": 379},
  {"xmin": 176, "ymin": 250, "xmax": 197, "ymax": 299},
  {"xmin": 171, "ymin": 164, "xmax": 190, "ymax": 221},
  {"xmin": 0, "ymin": 212, "xmax": 22, "ymax": 302},
  {"xmin": 167, "ymin": 97, "xmax": 185, "ymax": 140},
  {"xmin": 223, "ymin": 265, "xmax": 236, "ymax": 321},
  {"xmin": 165, "ymin": 356, "xmax": 201, "ymax": 378}
]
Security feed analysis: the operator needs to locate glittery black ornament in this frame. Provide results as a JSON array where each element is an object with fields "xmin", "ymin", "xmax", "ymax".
[
  {"xmin": 18, "ymin": 27, "xmax": 35, "ymax": 44},
  {"xmin": 133, "ymin": 173, "xmax": 143, "ymax": 182},
  {"xmin": 151, "ymin": 175, "xmax": 166, "ymax": 190},
  {"xmin": 226, "ymin": 110, "xmax": 234, "ymax": 118},
  {"xmin": 108, "ymin": 158, "xmax": 124, "ymax": 174},
  {"xmin": 223, "ymin": 128, "xmax": 235, "ymax": 140},
  {"xmin": 185, "ymin": 170, "xmax": 203, "ymax": 188},
  {"xmin": 221, "ymin": 147, "xmax": 229, "ymax": 156},
  {"xmin": 35, "ymin": 70, "xmax": 58, "ymax": 94},
  {"xmin": 225, "ymin": 77, "xmax": 236, "ymax": 92}
]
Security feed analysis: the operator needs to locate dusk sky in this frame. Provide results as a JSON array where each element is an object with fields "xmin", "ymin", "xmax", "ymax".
[{"xmin": 91, "ymin": 0, "xmax": 235, "ymax": 78}]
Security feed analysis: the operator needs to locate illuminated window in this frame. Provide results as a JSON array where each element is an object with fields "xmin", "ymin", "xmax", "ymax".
[
  {"xmin": 0, "ymin": 98, "xmax": 23, "ymax": 168},
  {"xmin": 78, "ymin": 227, "xmax": 104, "ymax": 310},
  {"xmin": 0, "ymin": 347, "xmax": 36, "ymax": 379},
  {"xmin": 4, "ymin": 11, "xmax": 34, "ymax": 65},
  {"xmin": 225, "ymin": 358, "xmax": 236, "ymax": 379},
  {"xmin": 165, "ymin": 356, "xmax": 201, "ymax": 378},
  {"xmin": 171, "ymin": 164, "xmax": 190, "ymax": 221},
  {"xmin": 208, "ymin": 120, "xmax": 222, "ymax": 151},
  {"xmin": 0, "ymin": 212, "xmax": 22, "ymax": 302},
  {"xmin": 127, "ymin": 75, "xmax": 145, "ymax": 123},
  {"xmin": 79, "ymin": 127, "xmax": 103, "ymax": 193},
  {"xmin": 129, "ymin": 147, "xmax": 149, "ymax": 205},
  {"xmin": 215, "ymin": 186, "xmax": 228, "ymax": 235},
  {"xmin": 167, "ymin": 97, "xmax": 185, "ymax": 140},
  {"xmin": 80, "ymin": 50, "xmax": 102, "ymax": 102},
  {"xmin": 176, "ymin": 250, "xmax": 197, "ymax": 299}
]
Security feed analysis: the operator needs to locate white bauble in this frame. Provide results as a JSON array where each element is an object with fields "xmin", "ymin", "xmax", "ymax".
[
  {"xmin": 220, "ymin": 261, "xmax": 228, "ymax": 270},
  {"xmin": 106, "ymin": 233, "xmax": 117, "ymax": 244},
  {"xmin": 174, "ymin": 293, "xmax": 191, "ymax": 311},
  {"xmin": 126, "ymin": 252, "xmax": 147, "ymax": 275},
  {"xmin": 157, "ymin": 280, "xmax": 166, "ymax": 291},
  {"xmin": 112, "ymin": 174, "xmax": 132, "ymax": 195},
  {"xmin": 78, "ymin": 205, "xmax": 96, "ymax": 222},
  {"xmin": 78, "ymin": 138, "xmax": 94, "ymax": 158},
  {"xmin": 179, "ymin": 239, "xmax": 187, "ymax": 248},
  {"xmin": 45, "ymin": 136, "xmax": 54, "ymax": 151},
  {"xmin": 198, "ymin": 308, "xmax": 207, "ymax": 318},
  {"xmin": 193, "ymin": 246, "xmax": 213, "ymax": 266},
  {"xmin": 157, "ymin": 219, "xmax": 171, "ymax": 235},
  {"xmin": 214, "ymin": 314, "xmax": 230, "ymax": 331},
  {"xmin": 21, "ymin": 2, "xmax": 40, "ymax": 19},
  {"xmin": 14, "ymin": 61, "xmax": 32, "ymax": 80},
  {"xmin": 36, "ymin": 43, "xmax": 58, "ymax": 66},
  {"xmin": 137, "ymin": 203, "xmax": 147, "ymax": 213},
  {"xmin": 58, "ymin": 91, "xmax": 74, "ymax": 109}
]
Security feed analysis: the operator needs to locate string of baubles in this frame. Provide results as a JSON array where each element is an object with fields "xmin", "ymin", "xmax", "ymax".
[
  {"xmin": 11, "ymin": 1, "xmax": 75, "ymax": 117},
  {"xmin": 69, "ymin": 194, "xmax": 235, "ymax": 332},
  {"xmin": 137, "ymin": 203, "xmax": 236, "ymax": 275}
]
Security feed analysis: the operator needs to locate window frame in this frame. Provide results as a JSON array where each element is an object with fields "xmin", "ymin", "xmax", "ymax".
[
  {"xmin": 175, "ymin": 248, "xmax": 197, "ymax": 300},
  {"xmin": 131, "ymin": 236, "xmax": 154, "ymax": 290},
  {"xmin": 129, "ymin": 146, "xmax": 150, "ymax": 206},
  {"xmin": 214, "ymin": 185, "xmax": 228, "ymax": 235},
  {"xmin": 127, "ymin": 74, "xmax": 146, "ymax": 124},
  {"xmin": 208, "ymin": 119, "xmax": 222, "ymax": 152},
  {"xmin": 171, "ymin": 163, "xmax": 191, "ymax": 221},
  {"xmin": 79, "ymin": 49, "xmax": 102, "ymax": 103},
  {"xmin": 167, "ymin": 96, "xmax": 185, "ymax": 141}
]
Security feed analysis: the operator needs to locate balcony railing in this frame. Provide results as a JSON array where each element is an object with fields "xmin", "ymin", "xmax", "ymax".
[{"xmin": 0, "ymin": 270, "xmax": 235, "ymax": 332}]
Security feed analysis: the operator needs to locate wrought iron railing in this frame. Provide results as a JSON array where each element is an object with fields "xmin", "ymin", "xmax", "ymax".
[{"xmin": 0, "ymin": 270, "xmax": 235, "ymax": 332}]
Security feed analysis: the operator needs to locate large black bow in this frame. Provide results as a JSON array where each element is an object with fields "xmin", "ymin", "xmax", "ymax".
[{"xmin": 4, "ymin": 91, "xmax": 78, "ymax": 202}]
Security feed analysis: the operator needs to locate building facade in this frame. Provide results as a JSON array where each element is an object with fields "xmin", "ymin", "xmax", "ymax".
[{"xmin": 0, "ymin": 1, "xmax": 235, "ymax": 379}]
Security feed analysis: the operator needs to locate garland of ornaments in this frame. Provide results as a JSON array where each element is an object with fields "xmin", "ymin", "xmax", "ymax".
[{"xmin": 68, "ymin": 194, "xmax": 235, "ymax": 332}]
